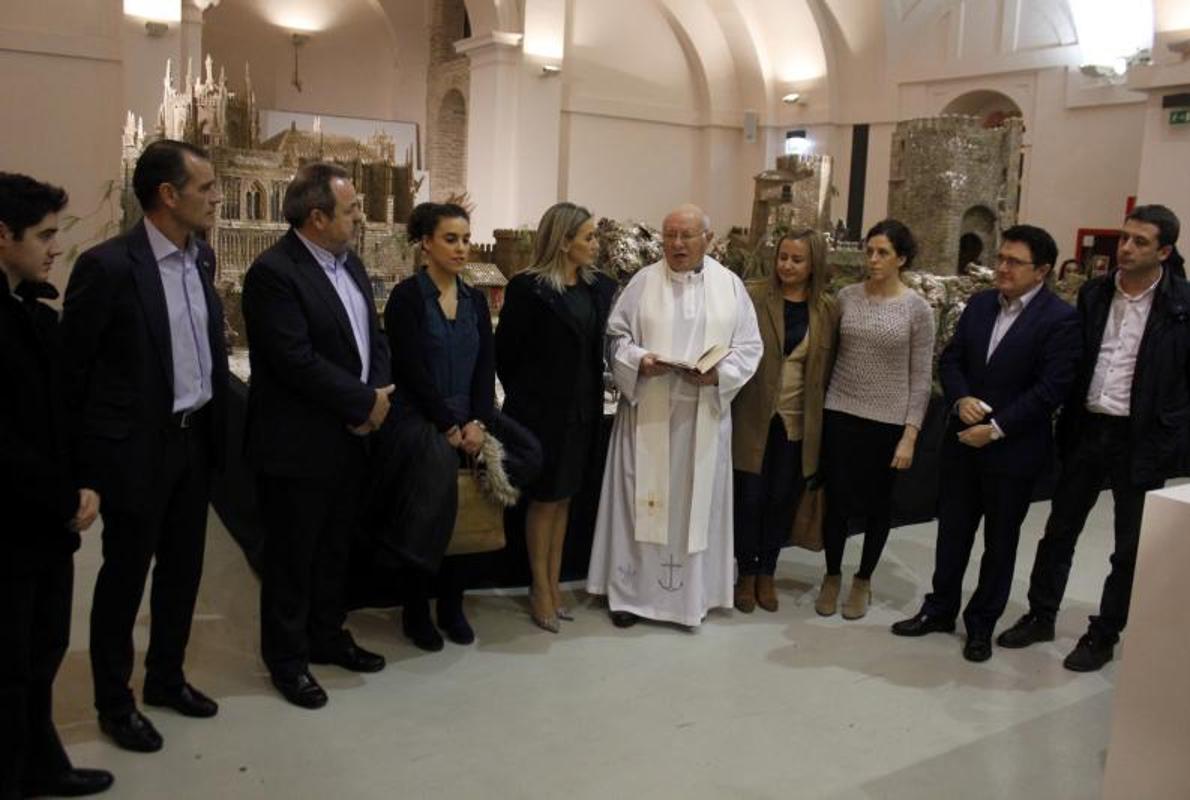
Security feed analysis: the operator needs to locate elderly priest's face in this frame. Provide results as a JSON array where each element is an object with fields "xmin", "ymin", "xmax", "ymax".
[{"xmin": 661, "ymin": 206, "xmax": 710, "ymax": 272}]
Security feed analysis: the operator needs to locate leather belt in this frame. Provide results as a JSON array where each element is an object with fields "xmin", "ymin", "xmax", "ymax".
[{"xmin": 171, "ymin": 404, "xmax": 209, "ymax": 429}]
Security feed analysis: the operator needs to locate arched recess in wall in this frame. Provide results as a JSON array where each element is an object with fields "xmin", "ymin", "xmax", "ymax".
[
  {"xmin": 942, "ymin": 90, "xmax": 1023, "ymax": 128},
  {"xmin": 436, "ymin": 89, "xmax": 468, "ymax": 201},
  {"xmin": 959, "ymin": 204, "xmax": 997, "ymax": 273}
]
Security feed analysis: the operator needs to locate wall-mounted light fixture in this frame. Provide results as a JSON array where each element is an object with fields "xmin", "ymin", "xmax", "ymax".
[
  {"xmin": 541, "ymin": 64, "xmax": 562, "ymax": 77},
  {"xmin": 782, "ymin": 92, "xmax": 801, "ymax": 105},
  {"xmin": 144, "ymin": 20, "xmax": 169, "ymax": 37},
  {"xmin": 291, "ymin": 33, "xmax": 309, "ymax": 93}
]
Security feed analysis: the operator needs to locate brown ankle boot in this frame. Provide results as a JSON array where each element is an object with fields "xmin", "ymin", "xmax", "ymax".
[
  {"xmin": 734, "ymin": 575, "xmax": 757, "ymax": 613},
  {"xmin": 756, "ymin": 575, "xmax": 778, "ymax": 612},
  {"xmin": 815, "ymin": 574, "xmax": 841, "ymax": 616},
  {"xmin": 841, "ymin": 577, "xmax": 871, "ymax": 620}
]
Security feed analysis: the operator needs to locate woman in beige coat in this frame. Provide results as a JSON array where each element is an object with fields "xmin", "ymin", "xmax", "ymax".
[{"xmin": 730, "ymin": 228, "xmax": 837, "ymax": 612}]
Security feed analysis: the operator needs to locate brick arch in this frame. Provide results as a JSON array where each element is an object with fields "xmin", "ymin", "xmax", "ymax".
[{"xmin": 434, "ymin": 90, "xmax": 468, "ymax": 201}]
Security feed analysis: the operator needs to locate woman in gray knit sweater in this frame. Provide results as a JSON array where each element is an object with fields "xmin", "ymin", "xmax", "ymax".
[{"xmin": 816, "ymin": 219, "xmax": 935, "ymax": 620}]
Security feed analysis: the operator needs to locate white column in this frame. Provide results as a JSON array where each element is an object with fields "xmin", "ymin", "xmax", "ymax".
[{"xmin": 456, "ymin": 32, "xmax": 525, "ymax": 240}]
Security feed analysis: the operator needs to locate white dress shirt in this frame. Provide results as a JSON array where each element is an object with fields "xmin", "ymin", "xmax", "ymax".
[{"xmin": 1086, "ymin": 270, "xmax": 1162, "ymax": 416}]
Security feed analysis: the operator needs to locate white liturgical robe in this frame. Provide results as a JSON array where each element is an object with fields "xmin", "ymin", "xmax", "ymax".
[{"xmin": 586, "ymin": 257, "xmax": 762, "ymax": 626}]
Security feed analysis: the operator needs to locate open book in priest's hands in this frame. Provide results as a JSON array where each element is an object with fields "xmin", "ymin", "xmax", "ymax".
[{"xmin": 654, "ymin": 344, "xmax": 730, "ymax": 374}]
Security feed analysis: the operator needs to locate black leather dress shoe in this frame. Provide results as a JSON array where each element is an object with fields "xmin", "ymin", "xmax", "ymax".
[
  {"xmin": 996, "ymin": 613, "xmax": 1056, "ymax": 649},
  {"xmin": 1063, "ymin": 633, "xmax": 1115, "ymax": 672},
  {"xmin": 890, "ymin": 611, "xmax": 956, "ymax": 637},
  {"xmin": 271, "ymin": 671, "xmax": 328, "ymax": 709},
  {"xmin": 610, "ymin": 610, "xmax": 638, "ymax": 628},
  {"xmin": 963, "ymin": 633, "xmax": 993, "ymax": 663},
  {"xmin": 310, "ymin": 642, "xmax": 386, "ymax": 673},
  {"xmin": 23, "ymin": 767, "xmax": 115, "ymax": 797},
  {"xmin": 144, "ymin": 682, "xmax": 219, "ymax": 718},
  {"xmin": 98, "ymin": 710, "xmax": 163, "ymax": 753}
]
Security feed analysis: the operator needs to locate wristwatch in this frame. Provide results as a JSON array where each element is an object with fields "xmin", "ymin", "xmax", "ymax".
[{"xmin": 988, "ymin": 421, "xmax": 1004, "ymax": 441}]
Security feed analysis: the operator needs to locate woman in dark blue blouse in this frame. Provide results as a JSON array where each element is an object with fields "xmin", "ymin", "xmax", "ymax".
[{"xmin": 377, "ymin": 202, "xmax": 495, "ymax": 652}]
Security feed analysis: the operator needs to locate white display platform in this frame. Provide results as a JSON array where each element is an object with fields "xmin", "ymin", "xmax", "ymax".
[{"xmin": 1103, "ymin": 482, "xmax": 1190, "ymax": 799}]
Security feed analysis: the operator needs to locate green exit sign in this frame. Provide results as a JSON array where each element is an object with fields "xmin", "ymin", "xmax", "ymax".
[{"xmin": 1171, "ymin": 109, "xmax": 1190, "ymax": 125}]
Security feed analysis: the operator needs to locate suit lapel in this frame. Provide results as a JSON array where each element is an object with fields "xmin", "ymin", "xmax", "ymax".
[
  {"xmin": 986, "ymin": 287, "xmax": 1050, "ymax": 369},
  {"xmin": 197, "ymin": 245, "xmax": 225, "ymax": 379},
  {"xmin": 764, "ymin": 289, "xmax": 784, "ymax": 355},
  {"xmin": 128, "ymin": 222, "xmax": 175, "ymax": 390},
  {"xmin": 283, "ymin": 232, "xmax": 361, "ymax": 365}
]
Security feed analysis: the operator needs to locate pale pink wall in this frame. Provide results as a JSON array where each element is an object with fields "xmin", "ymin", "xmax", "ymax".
[{"xmin": 0, "ymin": 0, "xmax": 124, "ymax": 291}]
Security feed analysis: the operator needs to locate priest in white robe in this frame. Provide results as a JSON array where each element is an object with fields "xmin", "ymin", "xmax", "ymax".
[{"xmin": 587, "ymin": 204, "xmax": 762, "ymax": 628}]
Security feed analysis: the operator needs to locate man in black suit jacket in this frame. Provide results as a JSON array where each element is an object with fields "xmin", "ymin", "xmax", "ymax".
[
  {"xmin": 892, "ymin": 225, "xmax": 1081, "ymax": 662},
  {"xmin": 1, "ymin": 174, "xmax": 113, "ymax": 798},
  {"xmin": 999, "ymin": 204, "xmax": 1190, "ymax": 671},
  {"xmin": 62, "ymin": 141, "xmax": 228, "ymax": 752},
  {"xmin": 242, "ymin": 162, "xmax": 392, "ymax": 709}
]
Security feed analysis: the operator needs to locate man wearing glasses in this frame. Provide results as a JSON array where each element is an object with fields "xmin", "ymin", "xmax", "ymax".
[{"xmin": 892, "ymin": 224, "xmax": 1081, "ymax": 662}]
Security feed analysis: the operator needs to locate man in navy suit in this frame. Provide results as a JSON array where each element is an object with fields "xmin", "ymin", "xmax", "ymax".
[
  {"xmin": 891, "ymin": 225, "xmax": 1081, "ymax": 661},
  {"xmin": 62, "ymin": 140, "xmax": 229, "ymax": 751},
  {"xmin": 242, "ymin": 162, "xmax": 392, "ymax": 709}
]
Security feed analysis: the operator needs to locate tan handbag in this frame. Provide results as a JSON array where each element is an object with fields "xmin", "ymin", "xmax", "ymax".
[
  {"xmin": 445, "ymin": 462, "xmax": 506, "ymax": 555},
  {"xmin": 789, "ymin": 484, "xmax": 825, "ymax": 551}
]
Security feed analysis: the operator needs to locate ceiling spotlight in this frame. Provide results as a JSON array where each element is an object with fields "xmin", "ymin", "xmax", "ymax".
[
  {"xmin": 782, "ymin": 92, "xmax": 801, "ymax": 104},
  {"xmin": 541, "ymin": 64, "xmax": 562, "ymax": 76}
]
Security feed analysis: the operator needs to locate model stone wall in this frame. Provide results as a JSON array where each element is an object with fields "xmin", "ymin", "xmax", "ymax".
[{"xmin": 888, "ymin": 115, "xmax": 1023, "ymax": 275}]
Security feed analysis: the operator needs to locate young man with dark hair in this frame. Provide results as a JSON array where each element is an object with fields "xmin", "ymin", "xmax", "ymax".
[
  {"xmin": 1000, "ymin": 204, "xmax": 1190, "ymax": 671},
  {"xmin": 61, "ymin": 140, "xmax": 229, "ymax": 751},
  {"xmin": 892, "ymin": 224, "xmax": 1082, "ymax": 662},
  {"xmin": 0, "ymin": 172, "xmax": 113, "ymax": 797}
]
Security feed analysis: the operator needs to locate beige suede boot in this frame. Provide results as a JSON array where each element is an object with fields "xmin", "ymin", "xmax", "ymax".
[
  {"xmin": 756, "ymin": 575, "xmax": 779, "ymax": 612},
  {"xmin": 734, "ymin": 575, "xmax": 757, "ymax": 613},
  {"xmin": 814, "ymin": 574, "xmax": 841, "ymax": 617},
  {"xmin": 841, "ymin": 577, "xmax": 871, "ymax": 620}
]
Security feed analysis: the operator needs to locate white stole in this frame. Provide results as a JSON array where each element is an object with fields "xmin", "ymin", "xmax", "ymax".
[{"xmin": 634, "ymin": 257, "xmax": 738, "ymax": 554}]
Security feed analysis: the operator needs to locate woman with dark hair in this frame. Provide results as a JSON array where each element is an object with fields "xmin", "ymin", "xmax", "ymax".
[
  {"xmin": 373, "ymin": 202, "xmax": 495, "ymax": 651},
  {"xmin": 496, "ymin": 202, "xmax": 617, "ymax": 631},
  {"xmin": 730, "ymin": 229, "xmax": 838, "ymax": 612},
  {"xmin": 816, "ymin": 219, "xmax": 935, "ymax": 620}
]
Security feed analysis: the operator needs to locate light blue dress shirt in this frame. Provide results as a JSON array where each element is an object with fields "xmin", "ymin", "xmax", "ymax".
[
  {"xmin": 144, "ymin": 218, "xmax": 213, "ymax": 413},
  {"xmin": 295, "ymin": 231, "xmax": 372, "ymax": 382}
]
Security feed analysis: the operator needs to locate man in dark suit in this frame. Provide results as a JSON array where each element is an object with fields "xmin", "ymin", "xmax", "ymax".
[
  {"xmin": 242, "ymin": 162, "xmax": 392, "ymax": 709},
  {"xmin": 62, "ymin": 140, "xmax": 228, "ymax": 752},
  {"xmin": 892, "ymin": 225, "xmax": 1081, "ymax": 662},
  {"xmin": 1, "ymin": 174, "xmax": 113, "ymax": 798},
  {"xmin": 999, "ymin": 204, "xmax": 1190, "ymax": 671}
]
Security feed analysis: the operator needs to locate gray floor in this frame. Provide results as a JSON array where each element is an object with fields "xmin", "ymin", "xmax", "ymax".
[{"xmin": 53, "ymin": 485, "xmax": 1148, "ymax": 799}]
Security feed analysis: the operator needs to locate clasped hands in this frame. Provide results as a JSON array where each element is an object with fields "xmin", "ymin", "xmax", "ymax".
[
  {"xmin": 956, "ymin": 395, "xmax": 996, "ymax": 449},
  {"xmin": 446, "ymin": 420, "xmax": 486, "ymax": 456},
  {"xmin": 639, "ymin": 353, "xmax": 718, "ymax": 386},
  {"xmin": 348, "ymin": 385, "xmax": 395, "ymax": 436}
]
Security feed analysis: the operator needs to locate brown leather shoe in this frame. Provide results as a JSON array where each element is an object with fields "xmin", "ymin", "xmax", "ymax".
[
  {"xmin": 815, "ymin": 574, "xmax": 841, "ymax": 616},
  {"xmin": 841, "ymin": 577, "xmax": 871, "ymax": 620},
  {"xmin": 734, "ymin": 575, "xmax": 757, "ymax": 613},
  {"xmin": 756, "ymin": 575, "xmax": 778, "ymax": 612}
]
